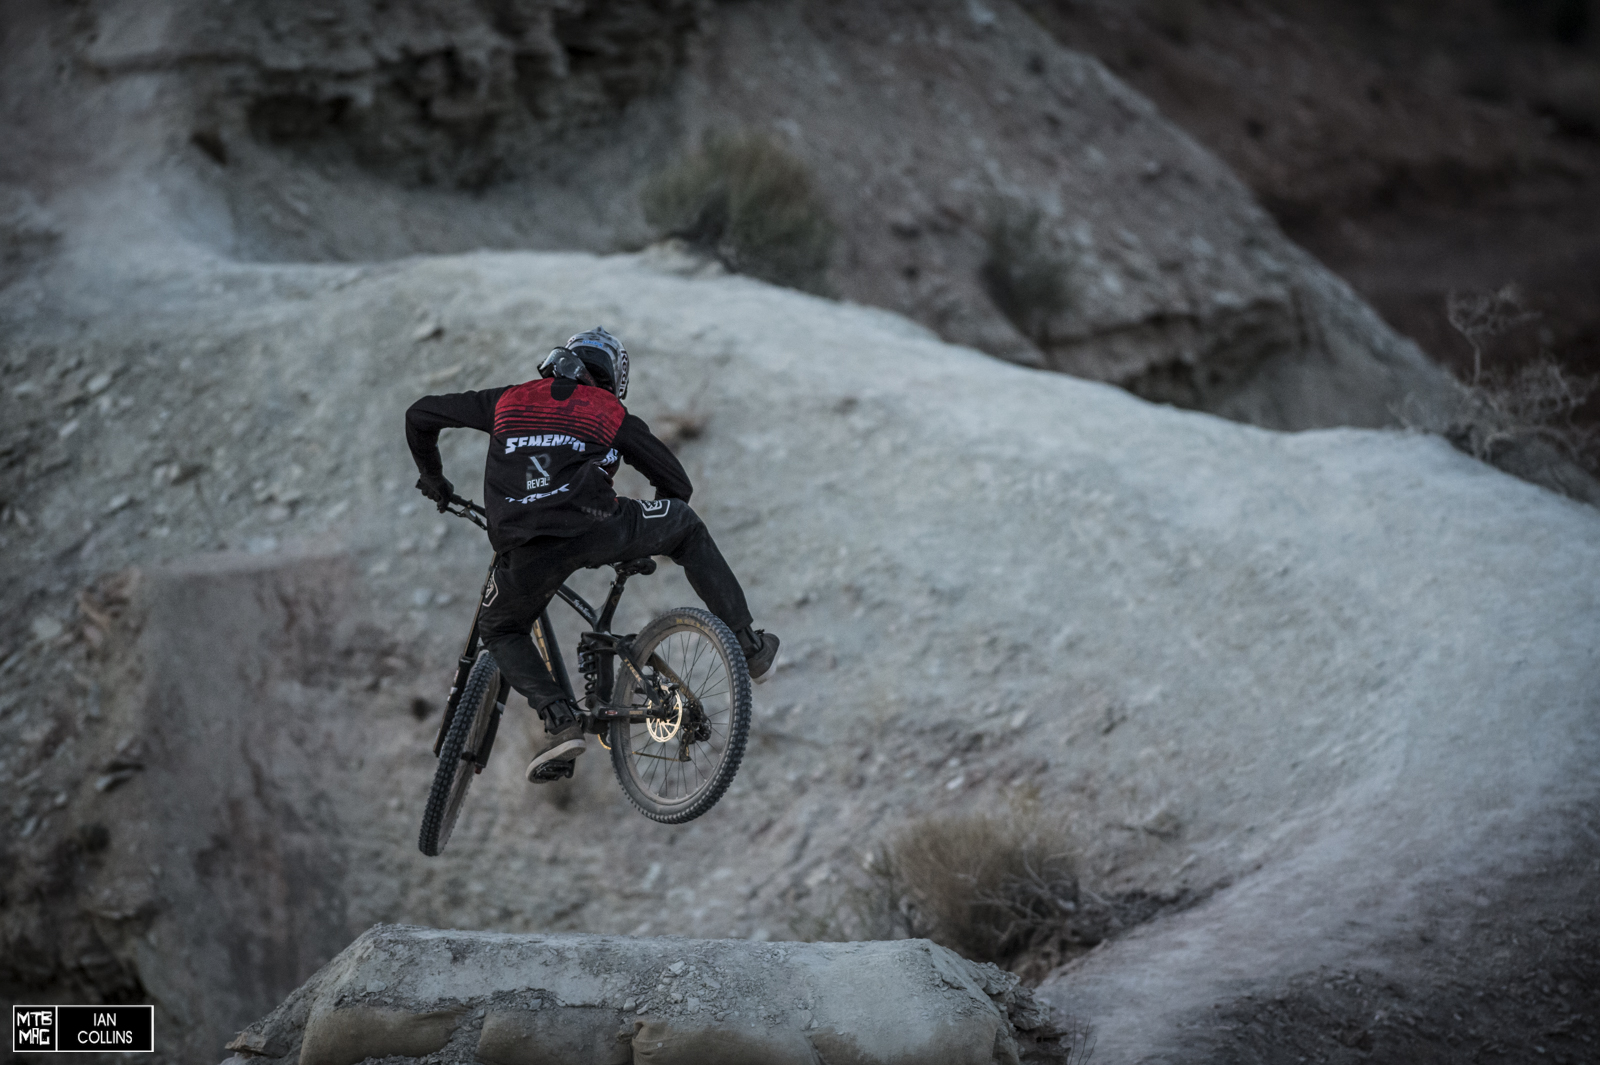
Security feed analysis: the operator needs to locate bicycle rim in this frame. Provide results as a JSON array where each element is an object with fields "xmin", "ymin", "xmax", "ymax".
[{"xmin": 611, "ymin": 609, "xmax": 751, "ymax": 824}]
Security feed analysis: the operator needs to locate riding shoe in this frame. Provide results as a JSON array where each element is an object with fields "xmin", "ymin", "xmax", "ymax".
[
  {"xmin": 738, "ymin": 626, "xmax": 780, "ymax": 680},
  {"xmin": 527, "ymin": 701, "xmax": 586, "ymax": 783}
]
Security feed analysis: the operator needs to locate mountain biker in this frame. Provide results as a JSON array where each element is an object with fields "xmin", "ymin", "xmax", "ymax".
[{"xmin": 405, "ymin": 328, "xmax": 779, "ymax": 782}]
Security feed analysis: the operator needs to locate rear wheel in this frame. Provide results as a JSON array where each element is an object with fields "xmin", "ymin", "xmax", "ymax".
[
  {"xmin": 419, "ymin": 649, "xmax": 501, "ymax": 856},
  {"xmin": 610, "ymin": 608, "xmax": 751, "ymax": 824}
]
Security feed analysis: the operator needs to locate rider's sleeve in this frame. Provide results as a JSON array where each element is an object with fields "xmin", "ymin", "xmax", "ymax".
[
  {"xmin": 405, "ymin": 387, "xmax": 505, "ymax": 476},
  {"xmin": 614, "ymin": 413, "xmax": 693, "ymax": 503}
]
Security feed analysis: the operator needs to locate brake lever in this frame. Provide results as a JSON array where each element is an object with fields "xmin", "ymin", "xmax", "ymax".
[{"xmin": 443, "ymin": 493, "xmax": 488, "ymax": 530}]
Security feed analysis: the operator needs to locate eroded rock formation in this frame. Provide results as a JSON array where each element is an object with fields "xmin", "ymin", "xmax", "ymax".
[
  {"xmin": 220, "ymin": 925, "xmax": 1065, "ymax": 1065},
  {"xmin": 3, "ymin": 0, "xmax": 1455, "ymax": 430}
]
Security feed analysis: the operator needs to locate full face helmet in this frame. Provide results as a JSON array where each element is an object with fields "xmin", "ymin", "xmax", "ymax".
[{"xmin": 539, "ymin": 327, "xmax": 629, "ymax": 399}]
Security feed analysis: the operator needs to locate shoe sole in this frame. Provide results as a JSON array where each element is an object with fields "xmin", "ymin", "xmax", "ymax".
[{"xmin": 525, "ymin": 738, "xmax": 586, "ymax": 782}]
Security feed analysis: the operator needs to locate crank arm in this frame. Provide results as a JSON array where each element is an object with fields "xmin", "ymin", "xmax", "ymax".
[{"xmin": 579, "ymin": 707, "xmax": 650, "ymax": 731}]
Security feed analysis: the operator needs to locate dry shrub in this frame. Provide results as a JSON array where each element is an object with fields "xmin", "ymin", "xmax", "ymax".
[
  {"xmin": 980, "ymin": 199, "xmax": 1075, "ymax": 348},
  {"xmin": 1446, "ymin": 357, "xmax": 1599, "ymax": 467},
  {"xmin": 641, "ymin": 131, "xmax": 835, "ymax": 293},
  {"xmin": 1446, "ymin": 285, "xmax": 1540, "ymax": 388},
  {"xmin": 844, "ymin": 810, "xmax": 1100, "ymax": 972},
  {"xmin": 1436, "ymin": 287, "xmax": 1600, "ymax": 492},
  {"xmin": 652, "ymin": 408, "xmax": 708, "ymax": 452}
]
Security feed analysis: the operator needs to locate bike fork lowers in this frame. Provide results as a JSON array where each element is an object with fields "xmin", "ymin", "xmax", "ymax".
[{"xmin": 434, "ymin": 552, "xmax": 501, "ymax": 756}]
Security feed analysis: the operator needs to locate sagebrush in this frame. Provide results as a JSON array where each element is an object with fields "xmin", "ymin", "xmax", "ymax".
[
  {"xmin": 641, "ymin": 131, "xmax": 835, "ymax": 293},
  {"xmin": 1437, "ymin": 286, "xmax": 1599, "ymax": 481},
  {"xmin": 979, "ymin": 198, "xmax": 1075, "ymax": 348},
  {"xmin": 914, "ymin": 813, "xmax": 1074, "ymax": 963}
]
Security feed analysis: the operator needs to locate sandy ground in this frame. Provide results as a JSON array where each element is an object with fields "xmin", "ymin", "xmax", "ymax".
[{"xmin": 2, "ymin": 242, "xmax": 1597, "ymax": 1061}]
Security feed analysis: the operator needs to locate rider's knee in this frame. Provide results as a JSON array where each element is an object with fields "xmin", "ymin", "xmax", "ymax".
[{"xmin": 668, "ymin": 503, "xmax": 712, "ymax": 554}]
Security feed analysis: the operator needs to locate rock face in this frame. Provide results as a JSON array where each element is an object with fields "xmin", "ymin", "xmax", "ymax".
[
  {"xmin": 221, "ymin": 925, "xmax": 1061, "ymax": 1065},
  {"xmin": 0, "ymin": 554, "xmax": 374, "ymax": 1062},
  {"xmin": 2, "ymin": 0, "xmax": 1453, "ymax": 430},
  {"xmin": 1021, "ymin": 0, "xmax": 1600, "ymax": 386}
]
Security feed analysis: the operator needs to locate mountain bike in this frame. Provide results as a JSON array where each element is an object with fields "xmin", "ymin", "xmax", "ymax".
[{"xmin": 418, "ymin": 495, "xmax": 752, "ymax": 856}]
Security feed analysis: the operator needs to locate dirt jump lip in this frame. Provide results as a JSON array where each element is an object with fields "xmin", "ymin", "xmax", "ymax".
[{"xmin": 227, "ymin": 925, "xmax": 1062, "ymax": 1065}]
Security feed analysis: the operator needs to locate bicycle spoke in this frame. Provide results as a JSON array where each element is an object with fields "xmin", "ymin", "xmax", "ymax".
[{"xmin": 632, "ymin": 749, "xmax": 692, "ymax": 763}]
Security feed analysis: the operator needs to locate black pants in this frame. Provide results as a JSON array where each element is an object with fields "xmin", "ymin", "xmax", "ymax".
[{"xmin": 478, "ymin": 498, "xmax": 753, "ymax": 714}]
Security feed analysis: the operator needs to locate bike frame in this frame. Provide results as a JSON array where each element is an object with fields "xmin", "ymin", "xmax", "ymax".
[{"xmin": 430, "ymin": 496, "xmax": 693, "ymax": 758}]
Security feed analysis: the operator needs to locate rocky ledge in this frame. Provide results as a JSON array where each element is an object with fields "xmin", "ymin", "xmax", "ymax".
[{"xmin": 220, "ymin": 925, "xmax": 1068, "ymax": 1065}]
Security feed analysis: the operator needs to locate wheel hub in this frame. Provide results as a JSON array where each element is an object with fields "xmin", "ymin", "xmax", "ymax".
[{"xmin": 646, "ymin": 687, "xmax": 686, "ymax": 743}]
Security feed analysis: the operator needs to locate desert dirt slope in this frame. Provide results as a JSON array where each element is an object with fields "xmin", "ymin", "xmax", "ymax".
[
  {"xmin": 1, "ymin": 246, "xmax": 1597, "ymax": 1061},
  {"xmin": 1, "ymin": 0, "xmax": 1457, "ymax": 431}
]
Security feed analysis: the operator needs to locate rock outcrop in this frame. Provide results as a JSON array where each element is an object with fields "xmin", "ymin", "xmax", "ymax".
[
  {"xmin": 220, "ymin": 925, "xmax": 1064, "ymax": 1065},
  {"xmin": 0, "ymin": 554, "xmax": 375, "ymax": 1062},
  {"xmin": 2, "ymin": 0, "xmax": 1454, "ymax": 430}
]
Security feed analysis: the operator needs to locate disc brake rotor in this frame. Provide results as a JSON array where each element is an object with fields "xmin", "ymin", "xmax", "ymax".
[{"xmin": 646, "ymin": 686, "xmax": 686, "ymax": 743}]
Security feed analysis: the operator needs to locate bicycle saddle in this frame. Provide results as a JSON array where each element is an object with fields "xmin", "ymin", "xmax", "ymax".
[{"xmin": 585, "ymin": 557, "xmax": 658, "ymax": 576}]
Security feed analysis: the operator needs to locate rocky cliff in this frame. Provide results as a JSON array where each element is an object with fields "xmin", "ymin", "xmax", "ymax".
[{"xmin": 3, "ymin": 0, "xmax": 1455, "ymax": 430}]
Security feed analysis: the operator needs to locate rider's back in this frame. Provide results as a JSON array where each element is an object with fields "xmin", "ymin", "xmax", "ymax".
[{"xmin": 407, "ymin": 374, "xmax": 685, "ymax": 551}]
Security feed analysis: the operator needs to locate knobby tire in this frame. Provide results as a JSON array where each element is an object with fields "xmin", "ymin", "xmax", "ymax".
[{"xmin": 419, "ymin": 649, "xmax": 499, "ymax": 856}]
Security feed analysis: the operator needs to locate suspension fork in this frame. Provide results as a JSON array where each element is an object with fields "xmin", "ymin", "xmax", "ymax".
[{"xmin": 433, "ymin": 551, "xmax": 502, "ymax": 756}]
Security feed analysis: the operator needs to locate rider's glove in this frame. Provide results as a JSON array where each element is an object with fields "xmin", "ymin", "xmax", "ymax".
[{"xmin": 415, "ymin": 472, "xmax": 454, "ymax": 512}]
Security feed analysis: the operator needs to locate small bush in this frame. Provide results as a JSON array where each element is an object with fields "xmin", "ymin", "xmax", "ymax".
[
  {"xmin": 980, "ymin": 199, "xmax": 1075, "ymax": 348},
  {"xmin": 1446, "ymin": 357, "xmax": 1599, "ymax": 467},
  {"xmin": 1445, "ymin": 285, "xmax": 1539, "ymax": 388},
  {"xmin": 1437, "ymin": 287, "xmax": 1599, "ymax": 484},
  {"xmin": 851, "ymin": 810, "xmax": 1084, "ymax": 969},
  {"xmin": 641, "ymin": 131, "xmax": 835, "ymax": 294}
]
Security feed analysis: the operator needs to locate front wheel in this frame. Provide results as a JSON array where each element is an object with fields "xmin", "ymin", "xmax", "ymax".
[
  {"xmin": 610, "ymin": 608, "xmax": 752, "ymax": 824},
  {"xmin": 419, "ymin": 649, "xmax": 502, "ymax": 856}
]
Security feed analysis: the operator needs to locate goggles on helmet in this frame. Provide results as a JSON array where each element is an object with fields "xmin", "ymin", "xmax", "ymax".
[{"xmin": 537, "ymin": 348, "xmax": 597, "ymax": 388}]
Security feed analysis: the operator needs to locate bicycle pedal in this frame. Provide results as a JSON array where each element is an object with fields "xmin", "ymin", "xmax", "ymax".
[{"xmin": 527, "ymin": 760, "xmax": 575, "ymax": 784}]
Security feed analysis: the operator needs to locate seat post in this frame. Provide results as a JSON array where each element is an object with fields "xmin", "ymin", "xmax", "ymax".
[
  {"xmin": 596, "ymin": 572, "xmax": 629, "ymax": 632},
  {"xmin": 596, "ymin": 559, "xmax": 656, "ymax": 631}
]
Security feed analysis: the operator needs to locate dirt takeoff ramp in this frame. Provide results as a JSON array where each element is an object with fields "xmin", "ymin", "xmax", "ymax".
[{"xmin": 218, "ymin": 925, "xmax": 1064, "ymax": 1065}]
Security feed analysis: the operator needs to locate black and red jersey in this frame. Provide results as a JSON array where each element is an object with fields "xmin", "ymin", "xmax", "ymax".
[{"xmin": 406, "ymin": 377, "xmax": 692, "ymax": 551}]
